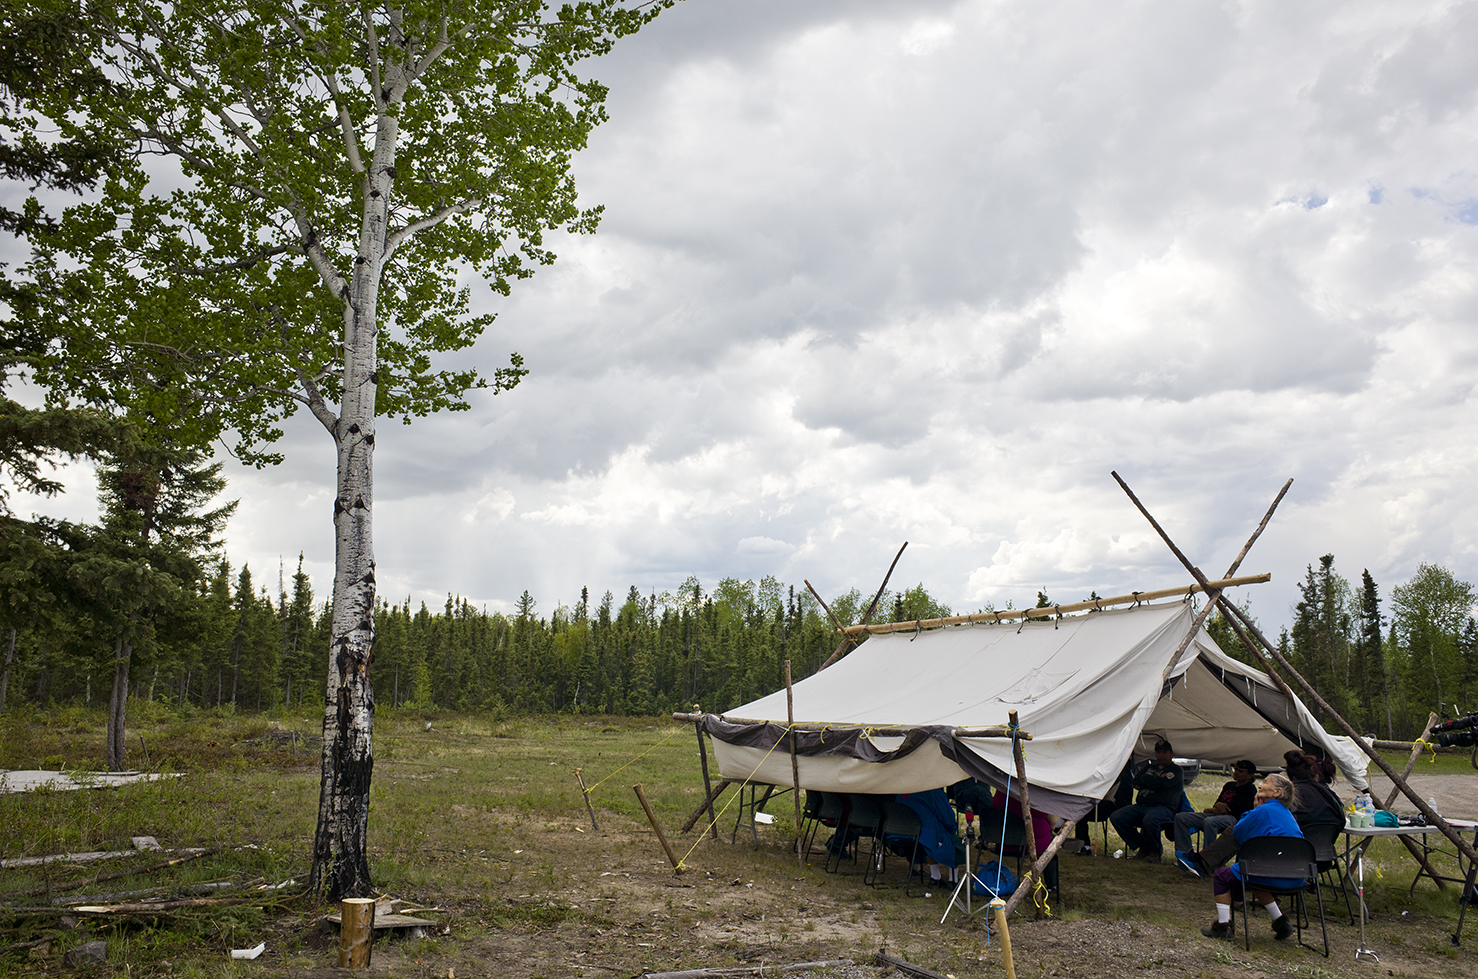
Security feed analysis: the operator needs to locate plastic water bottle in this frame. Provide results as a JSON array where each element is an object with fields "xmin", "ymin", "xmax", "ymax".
[{"xmin": 1428, "ymin": 797, "xmax": 1441, "ymax": 818}]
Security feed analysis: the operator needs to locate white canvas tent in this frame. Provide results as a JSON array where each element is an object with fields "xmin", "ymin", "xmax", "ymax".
[{"xmin": 703, "ymin": 601, "xmax": 1368, "ymax": 821}]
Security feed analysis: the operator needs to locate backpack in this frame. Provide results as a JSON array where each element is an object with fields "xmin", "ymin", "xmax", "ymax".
[{"xmin": 973, "ymin": 860, "xmax": 1018, "ymax": 898}]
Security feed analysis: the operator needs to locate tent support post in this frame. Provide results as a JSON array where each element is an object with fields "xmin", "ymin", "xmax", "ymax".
[
  {"xmin": 1006, "ymin": 710, "xmax": 1040, "ymax": 915},
  {"xmin": 1385, "ymin": 713, "xmax": 1439, "ymax": 809},
  {"xmin": 681, "ymin": 780, "xmax": 732, "ymax": 835},
  {"xmin": 693, "ymin": 706, "xmax": 719, "ymax": 840},
  {"xmin": 786, "ymin": 661, "xmax": 801, "ymax": 863},
  {"xmin": 1001, "ymin": 820, "xmax": 1075, "ymax": 918},
  {"xmin": 1113, "ymin": 472, "xmax": 1478, "ymax": 868},
  {"xmin": 816, "ymin": 541, "xmax": 907, "ymax": 670}
]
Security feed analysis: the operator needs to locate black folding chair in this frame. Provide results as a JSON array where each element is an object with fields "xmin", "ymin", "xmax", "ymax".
[
  {"xmin": 797, "ymin": 790, "xmax": 825, "ymax": 862},
  {"xmin": 880, "ymin": 800, "xmax": 926, "ymax": 895},
  {"xmin": 1300, "ymin": 820, "xmax": 1354, "ymax": 926},
  {"xmin": 844, "ymin": 794, "xmax": 887, "ymax": 885},
  {"xmin": 1234, "ymin": 835, "xmax": 1328, "ymax": 957},
  {"xmin": 978, "ymin": 806, "xmax": 1031, "ymax": 876}
]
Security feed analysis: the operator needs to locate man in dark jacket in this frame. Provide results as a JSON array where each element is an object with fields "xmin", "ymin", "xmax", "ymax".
[{"xmin": 1110, "ymin": 738, "xmax": 1185, "ymax": 862}]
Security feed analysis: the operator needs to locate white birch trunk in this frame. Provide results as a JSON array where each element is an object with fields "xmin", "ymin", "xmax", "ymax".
[{"xmin": 308, "ymin": 85, "xmax": 401, "ymax": 901}]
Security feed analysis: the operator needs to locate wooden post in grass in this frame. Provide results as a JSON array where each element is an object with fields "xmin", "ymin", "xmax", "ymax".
[
  {"xmin": 989, "ymin": 898, "xmax": 1016, "ymax": 979},
  {"xmin": 574, "ymin": 768, "xmax": 600, "ymax": 832},
  {"xmin": 634, "ymin": 784, "xmax": 682, "ymax": 872},
  {"xmin": 337, "ymin": 897, "xmax": 375, "ymax": 968},
  {"xmin": 693, "ymin": 705, "xmax": 719, "ymax": 840},
  {"xmin": 786, "ymin": 661, "xmax": 802, "ymax": 863}
]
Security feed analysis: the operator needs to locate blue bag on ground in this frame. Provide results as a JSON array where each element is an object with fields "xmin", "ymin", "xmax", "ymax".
[{"xmin": 973, "ymin": 860, "xmax": 1017, "ymax": 898}]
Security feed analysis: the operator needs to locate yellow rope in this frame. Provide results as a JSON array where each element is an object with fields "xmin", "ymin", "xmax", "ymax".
[
  {"xmin": 675, "ymin": 724, "xmax": 796, "ymax": 871},
  {"xmin": 1417, "ymin": 738, "xmax": 1438, "ymax": 763},
  {"xmin": 1032, "ymin": 876, "xmax": 1053, "ymax": 917},
  {"xmin": 584, "ymin": 725, "xmax": 686, "ymax": 795}
]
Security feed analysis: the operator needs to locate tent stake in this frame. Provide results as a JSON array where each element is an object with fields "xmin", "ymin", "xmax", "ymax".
[
  {"xmin": 574, "ymin": 768, "xmax": 600, "ymax": 832},
  {"xmin": 633, "ymin": 784, "xmax": 682, "ymax": 872},
  {"xmin": 989, "ymin": 899, "xmax": 1017, "ymax": 979},
  {"xmin": 785, "ymin": 661, "xmax": 801, "ymax": 863}
]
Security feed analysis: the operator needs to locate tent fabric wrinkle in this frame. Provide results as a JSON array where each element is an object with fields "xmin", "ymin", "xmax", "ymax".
[{"xmin": 703, "ymin": 602, "xmax": 1369, "ymax": 817}]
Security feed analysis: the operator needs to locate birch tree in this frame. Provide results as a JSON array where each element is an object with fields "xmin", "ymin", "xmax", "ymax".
[{"xmin": 14, "ymin": 0, "xmax": 668, "ymax": 899}]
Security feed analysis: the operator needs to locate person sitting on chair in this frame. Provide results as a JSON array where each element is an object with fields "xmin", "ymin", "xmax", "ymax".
[
  {"xmin": 1202, "ymin": 773, "xmax": 1305, "ymax": 941},
  {"xmin": 897, "ymin": 788, "xmax": 966, "ymax": 883},
  {"xmin": 1284, "ymin": 750, "xmax": 1343, "ymax": 825},
  {"xmin": 1173, "ymin": 759, "xmax": 1258, "ymax": 877},
  {"xmin": 1109, "ymin": 738, "xmax": 1184, "ymax": 863}
]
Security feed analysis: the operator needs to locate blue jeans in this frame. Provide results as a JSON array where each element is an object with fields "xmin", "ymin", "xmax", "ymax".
[
  {"xmin": 1110, "ymin": 804, "xmax": 1174, "ymax": 856},
  {"xmin": 1173, "ymin": 811, "xmax": 1235, "ymax": 854}
]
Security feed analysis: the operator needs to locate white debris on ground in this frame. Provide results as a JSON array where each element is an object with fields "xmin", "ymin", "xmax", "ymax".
[{"xmin": 0, "ymin": 770, "xmax": 183, "ymax": 793}]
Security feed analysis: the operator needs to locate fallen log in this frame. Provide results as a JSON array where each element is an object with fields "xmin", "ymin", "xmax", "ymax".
[
  {"xmin": 1, "ymin": 847, "xmax": 220, "ymax": 900},
  {"xmin": 640, "ymin": 959, "xmax": 854, "ymax": 979},
  {"xmin": 71, "ymin": 896, "xmax": 258, "ymax": 913},
  {"xmin": 876, "ymin": 950, "xmax": 951, "ymax": 979}
]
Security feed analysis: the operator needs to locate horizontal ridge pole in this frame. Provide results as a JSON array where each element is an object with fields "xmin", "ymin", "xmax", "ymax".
[
  {"xmin": 671, "ymin": 714, "xmax": 1027, "ymax": 739},
  {"xmin": 837, "ymin": 573, "xmax": 1271, "ymax": 637}
]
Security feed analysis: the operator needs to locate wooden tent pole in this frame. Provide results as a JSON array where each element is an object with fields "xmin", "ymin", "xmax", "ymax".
[
  {"xmin": 1221, "ymin": 600, "xmax": 1478, "ymax": 865},
  {"xmin": 1385, "ymin": 713, "xmax": 1439, "ymax": 809},
  {"xmin": 574, "ymin": 768, "xmax": 601, "ymax": 832},
  {"xmin": 681, "ymin": 780, "xmax": 731, "ymax": 834},
  {"xmin": 1112, "ymin": 471, "xmax": 1288, "ymax": 689},
  {"xmin": 817, "ymin": 541, "xmax": 907, "ymax": 669},
  {"xmin": 840, "ymin": 574, "xmax": 1271, "ymax": 636},
  {"xmin": 1114, "ymin": 474, "xmax": 1478, "ymax": 867},
  {"xmin": 633, "ymin": 784, "xmax": 682, "ymax": 872},
  {"xmin": 692, "ymin": 705, "xmax": 718, "ymax": 840},
  {"xmin": 803, "ymin": 580, "xmax": 847, "ymax": 635},
  {"xmin": 1006, "ymin": 711, "xmax": 1040, "ymax": 908},
  {"xmin": 785, "ymin": 661, "xmax": 801, "ymax": 862}
]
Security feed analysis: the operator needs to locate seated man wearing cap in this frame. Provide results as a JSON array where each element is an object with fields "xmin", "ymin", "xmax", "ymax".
[{"xmin": 1109, "ymin": 738, "xmax": 1184, "ymax": 863}]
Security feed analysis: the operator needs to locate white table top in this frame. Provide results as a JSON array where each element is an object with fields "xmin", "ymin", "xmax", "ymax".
[{"xmin": 1343, "ymin": 817, "xmax": 1477, "ymax": 837}]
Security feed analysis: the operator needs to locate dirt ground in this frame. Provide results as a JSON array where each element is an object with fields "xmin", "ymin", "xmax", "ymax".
[
  {"xmin": 278, "ymin": 808, "xmax": 1478, "ymax": 979},
  {"xmin": 1368, "ymin": 772, "xmax": 1478, "ymax": 818}
]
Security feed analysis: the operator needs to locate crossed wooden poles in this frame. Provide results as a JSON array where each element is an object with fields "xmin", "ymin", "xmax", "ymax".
[{"xmin": 1112, "ymin": 472, "xmax": 1478, "ymax": 876}]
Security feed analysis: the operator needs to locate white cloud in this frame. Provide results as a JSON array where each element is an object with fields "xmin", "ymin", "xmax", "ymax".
[{"xmin": 62, "ymin": 0, "xmax": 1476, "ymax": 628}]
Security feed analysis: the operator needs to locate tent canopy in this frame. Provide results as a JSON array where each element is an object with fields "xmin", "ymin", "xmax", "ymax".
[{"xmin": 704, "ymin": 602, "xmax": 1368, "ymax": 821}]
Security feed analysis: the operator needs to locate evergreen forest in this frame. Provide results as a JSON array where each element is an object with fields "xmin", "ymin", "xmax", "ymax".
[{"xmin": 2, "ymin": 545, "xmax": 1476, "ymax": 742}]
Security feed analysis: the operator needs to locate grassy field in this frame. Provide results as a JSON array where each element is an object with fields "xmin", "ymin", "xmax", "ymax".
[{"xmin": 2, "ymin": 707, "xmax": 1476, "ymax": 978}]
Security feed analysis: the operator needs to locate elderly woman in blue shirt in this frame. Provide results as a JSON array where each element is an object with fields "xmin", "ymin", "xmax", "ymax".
[{"xmin": 1201, "ymin": 773, "xmax": 1305, "ymax": 941}]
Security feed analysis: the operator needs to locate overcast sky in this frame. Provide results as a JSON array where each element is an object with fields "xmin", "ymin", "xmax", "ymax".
[{"xmin": 20, "ymin": 0, "xmax": 1478, "ymax": 628}]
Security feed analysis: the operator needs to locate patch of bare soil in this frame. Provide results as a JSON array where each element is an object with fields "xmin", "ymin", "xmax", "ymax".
[{"xmin": 277, "ymin": 811, "xmax": 1477, "ymax": 979}]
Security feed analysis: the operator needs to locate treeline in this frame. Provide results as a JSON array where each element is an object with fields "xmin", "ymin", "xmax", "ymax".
[
  {"xmin": 3, "ymin": 545, "xmax": 1474, "ymax": 741},
  {"xmin": 0, "ymin": 564, "xmax": 950, "ymax": 719}
]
